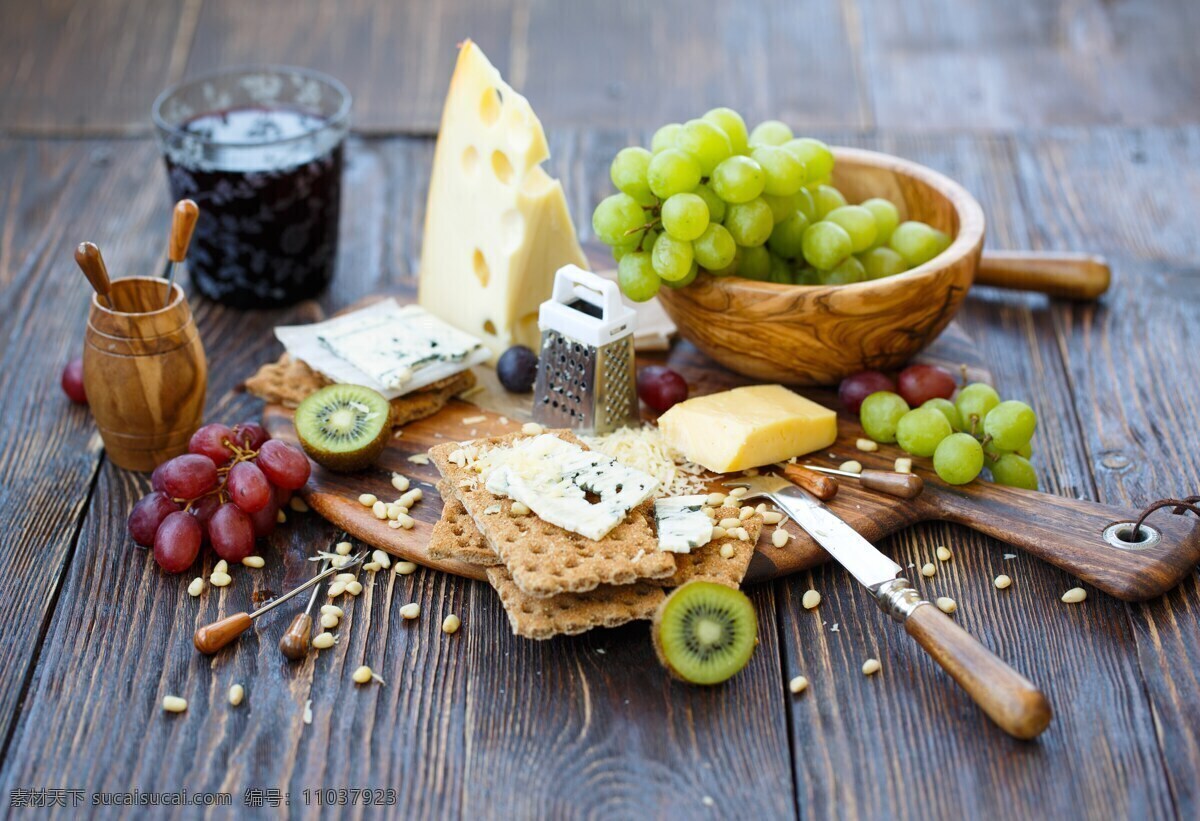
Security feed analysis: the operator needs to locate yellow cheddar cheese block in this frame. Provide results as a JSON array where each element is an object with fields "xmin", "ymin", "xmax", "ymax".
[
  {"xmin": 419, "ymin": 40, "xmax": 589, "ymax": 360},
  {"xmin": 657, "ymin": 385, "xmax": 837, "ymax": 474}
]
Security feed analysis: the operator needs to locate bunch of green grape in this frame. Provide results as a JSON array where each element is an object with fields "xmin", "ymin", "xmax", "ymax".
[
  {"xmin": 592, "ymin": 109, "xmax": 954, "ymax": 302},
  {"xmin": 859, "ymin": 383, "xmax": 1039, "ymax": 488}
]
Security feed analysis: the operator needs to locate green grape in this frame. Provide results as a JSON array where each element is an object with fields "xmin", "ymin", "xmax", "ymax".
[
  {"xmin": 693, "ymin": 223, "xmax": 737, "ymax": 271},
  {"xmin": 661, "ymin": 193, "xmax": 710, "ymax": 242},
  {"xmin": 693, "ymin": 183, "xmax": 727, "ymax": 224},
  {"xmin": 794, "ymin": 266, "xmax": 819, "ymax": 285},
  {"xmin": 651, "ymin": 233, "xmax": 694, "ymax": 282},
  {"xmin": 761, "ymin": 193, "xmax": 798, "ymax": 223},
  {"xmin": 933, "ymin": 433, "xmax": 985, "ymax": 485},
  {"xmin": 860, "ymin": 246, "xmax": 907, "ymax": 280},
  {"xmin": 990, "ymin": 453, "xmax": 1038, "ymax": 490},
  {"xmin": 724, "ymin": 198, "xmax": 774, "ymax": 247},
  {"xmin": 823, "ymin": 205, "xmax": 878, "ymax": 253},
  {"xmin": 592, "ymin": 193, "xmax": 646, "ymax": 246},
  {"xmin": 860, "ymin": 391, "xmax": 910, "ymax": 443},
  {"xmin": 782, "ymin": 138, "xmax": 834, "ymax": 181},
  {"xmin": 677, "ymin": 119, "xmax": 733, "ymax": 175},
  {"xmin": 610, "ymin": 241, "xmax": 638, "ymax": 262},
  {"xmin": 818, "ymin": 256, "xmax": 865, "ymax": 285},
  {"xmin": 921, "ymin": 397, "xmax": 963, "ymax": 432},
  {"xmin": 651, "ymin": 123, "xmax": 683, "ymax": 153},
  {"xmin": 647, "ymin": 149, "xmax": 702, "ymax": 199},
  {"xmin": 663, "ymin": 261, "xmax": 699, "ymax": 289},
  {"xmin": 748, "ymin": 120, "xmax": 793, "ymax": 147},
  {"xmin": 708, "ymin": 246, "xmax": 740, "ymax": 277},
  {"xmin": 813, "ymin": 184, "xmax": 848, "ymax": 219},
  {"xmin": 641, "ymin": 227, "xmax": 659, "ymax": 253},
  {"xmin": 617, "ymin": 252, "xmax": 660, "ymax": 302},
  {"xmin": 711, "ymin": 156, "xmax": 765, "ymax": 203},
  {"xmin": 794, "ymin": 187, "xmax": 817, "ymax": 222},
  {"xmin": 983, "ymin": 400, "xmax": 1037, "ymax": 451},
  {"xmin": 896, "ymin": 407, "xmax": 953, "ymax": 457},
  {"xmin": 801, "ymin": 221, "xmax": 852, "ymax": 270},
  {"xmin": 750, "ymin": 145, "xmax": 806, "ymax": 196},
  {"xmin": 702, "ymin": 107, "xmax": 750, "ymax": 155},
  {"xmin": 767, "ymin": 212, "xmax": 809, "ymax": 258},
  {"xmin": 955, "ymin": 382, "xmax": 1001, "ymax": 435},
  {"xmin": 739, "ymin": 245, "xmax": 772, "ymax": 280},
  {"xmin": 768, "ymin": 253, "xmax": 792, "ymax": 283},
  {"xmin": 610, "ymin": 147, "xmax": 653, "ymax": 202},
  {"xmin": 889, "ymin": 221, "xmax": 947, "ymax": 267},
  {"xmin": 1017, "ymin": 442, "xmax": 1033, "ymax": 458},
  {"xmin": 860, "ymin": 197, "xmax": 900, "ymax": 245}
]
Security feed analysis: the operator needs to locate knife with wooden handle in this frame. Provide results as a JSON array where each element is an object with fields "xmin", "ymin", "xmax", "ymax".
[{"xmin": 725, "ymin": 474, "xmax": 1052, "ymax": 740}]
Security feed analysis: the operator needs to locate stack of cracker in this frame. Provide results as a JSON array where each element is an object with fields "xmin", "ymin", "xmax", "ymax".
[{"xmin": 428, "ymin": 430, "xmax": 763, "ymax": 640}]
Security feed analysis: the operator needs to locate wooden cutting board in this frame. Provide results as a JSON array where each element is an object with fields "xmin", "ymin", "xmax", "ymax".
[{"xmin": 263, "ymin": 315, "xmax": 1200, "ymax": 602}]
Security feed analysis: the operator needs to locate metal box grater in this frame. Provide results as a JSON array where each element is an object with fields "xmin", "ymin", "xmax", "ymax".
[{"xmin": 532, "ymin": 265, "xmax": 639, "ymax": 435}]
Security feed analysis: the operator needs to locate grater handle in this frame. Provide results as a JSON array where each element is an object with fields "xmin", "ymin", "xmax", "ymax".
[{"xmin": 550, "ymin": 265, "xmax": 624, "ymax": 320}]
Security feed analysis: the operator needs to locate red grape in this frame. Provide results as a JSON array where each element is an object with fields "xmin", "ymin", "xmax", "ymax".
[
  {"xmin": 274, "ymin": 484, "xmax": 292, "ymax": 508},
  {"xmin": 189, "ymin": 494, "xmax": 220, "ymax": 543},
  {"xmin": 153, "ymin": 511, "xmax": 201, "ymax": 573},
  {"xmin": 227, "ymin": 461, "xmax": 271, "ymax": 513},
  {"xmin": 159, "ymin": 454, "xmax": 218, "ymax": 499},
  {"xmin": 838, "ymin": 370, "xmax": 896, "ymax": 414},
  {"xmin": 249, "ymin": 495, "xmax": 279, "ymax": 538},
  {"xmin": 256, "ymin": 440, "xmax": 311, "ymax": 490},
  {"xmin": 188, "ymin": 423, "xmax": 235, "ymax": 466},
  {"xmin": 637, "ymin": 366, "xmax": 689, "ymax": 413},
  {"xmin": 128, "ymin": 492, "xmax": 180, "ymax": 547},
  {"xmin": 61, "ymin": 357, "xmax": 87, "ymax": 404},
  {"xmin": 150, "ymin": 462, "xmax": 169, "ymax": 493},
  {"xmin": 209, "ymin": 503, "xmax": 256, "ymax": 562},
  {"xmin": 231, "ymin": 421, "xmax": 269, "ymax": 451},
  {"xmin": 897, "ymin": 364, "xmax": 956, "ymax": 406}
]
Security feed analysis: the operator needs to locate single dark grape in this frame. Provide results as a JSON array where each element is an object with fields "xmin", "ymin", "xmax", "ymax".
[
  {"xmin": 227, "ymin": 461, "xmax": 271, "ymax": 513},
  {"xmin": 188, "ymin": 423, "xmax": 235, "ymax": 466},
  {"xmin": 150, "ymin": 462, "xmax": 169, "ymax": 493},
  {"xmin": 497, "ymin": 345, "xmax": 538, "ymax": 393},
  {"xmin": 637, "ymin": 366, "xmax": 689, "ymax": 413},
  {"xmin": 128, "ymin": 492, "xmax": 180, "ymax": 547},
  {"xmin": 256, "ymin": 440, "xmax": 311, "ymax": 490},
  {"xmin": 838, "ymin": 370, "xmax": 896, "ymax": 414},
  {"xmin": 61, "ymin": 357, "xmax": 87, "ymax": 404},
  {"xmin": 274, "ymin": 484, "xmax": 292, "ymax": 508},
  {"xmin": 232, "ymin": 421, "xmax": 270, "ymax": 451},
  {"xmin": 897, "ymin": 364, "xmax": 956, "ymax": 407},
  {"xmin": 249, "ymin": 495, "xmax": 280, "ymax": 538},
  {"xmin": 189, "ymin": 494, "xmax": 220, "ymax": 544},
  {"xmin": 159, "ymin": 453, "xmax": 219, "ymax": 499},
  {"xmin": 153, "ymin": 511, "xmax": 201, "ymax": 573},
  {"xmin": 209, "ymin": 503, "xmax": 256, "ymax": 562}
]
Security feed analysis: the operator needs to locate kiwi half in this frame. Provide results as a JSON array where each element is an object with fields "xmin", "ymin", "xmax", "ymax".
[
  {"xmin": 652, "ymin": 580, "xmax": 757, "ymax": 685},
  {"xmin": 294, "ymin": 384, "xmax": 392, "ymax": 472}
]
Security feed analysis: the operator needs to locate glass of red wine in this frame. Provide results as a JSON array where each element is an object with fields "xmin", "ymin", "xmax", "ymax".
[{"xmin": 152, "ymin": 66, "xmax": 351, "ymax": 308}]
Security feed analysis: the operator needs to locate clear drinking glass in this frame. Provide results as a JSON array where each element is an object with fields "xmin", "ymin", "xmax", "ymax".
[{"xmin": 152, "ymin": 66, "xmax": 351, "ymax": 308}]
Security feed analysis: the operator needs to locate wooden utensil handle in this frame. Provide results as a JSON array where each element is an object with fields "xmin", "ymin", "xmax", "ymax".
[
  {"xmin": 904, "ymin": 603, "xmax": 1052, "ymax": 740},
  {"xmin": 194, "ymin": 612, "xmax": 252, "ymax": 655},
  {"xmin": 279, "ymin": 613, "xmax": 313, "ymax": 660},
  {"xmin": 169, "ymin": 199, "xmax": 200, "ymax": 263},
  {"xmin": 860, "ymin": 469, "xmax": 924, "ymax": 499},
  {"xmin": 74, "ymin": 242, "xmax": 112, "ymax": 301},
  {"xmin": 928, "ymin": 483, "xmax": 1200, "ymax": 601},
  {"xmin": 782, "ymin": 464, "xmax": 838, "ymax": 501},
  {"xmin": 976, "ymin": 251, "xmax": 1110, "ymax": 300}
]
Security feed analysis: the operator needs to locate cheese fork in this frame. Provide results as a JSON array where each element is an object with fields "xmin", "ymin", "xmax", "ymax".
[{"xmin": 725, "ymin": 474, "xmax": 1052, "ymax": 740}]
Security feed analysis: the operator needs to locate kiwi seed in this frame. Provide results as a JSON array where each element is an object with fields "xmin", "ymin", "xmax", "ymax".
[
  {"xmin": 294, "ymin": 384, "xmax": 392, "ymax": 472},
  {"xmin": 652, "ymin": 580, "xmax": 757, "ymax": 685}
]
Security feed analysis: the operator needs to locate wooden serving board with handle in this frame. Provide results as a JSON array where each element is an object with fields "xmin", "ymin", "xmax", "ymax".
[{"xmin": 263, "ymin": 311, "xmax": 1200, "ymax": 602}]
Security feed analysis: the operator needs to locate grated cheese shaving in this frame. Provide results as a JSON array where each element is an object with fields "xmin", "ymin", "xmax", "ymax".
[{"xmin": 582, "ymin": 425, "xmax": 708, "ymax": 498}]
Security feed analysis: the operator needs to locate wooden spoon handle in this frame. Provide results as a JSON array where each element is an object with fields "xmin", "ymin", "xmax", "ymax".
[
  {"xmin": 169, "ymin": 199, "xmax": 200, "ymax": 263},
  {"xmin": 279, "ymin": 613, "xmax": 313, "ymax": 660},
  {"xmin": 194, "ymin": 612, "xmax": 253, "ymax": 655},
  {"xmin": 74, "ymin": 242, "xmax": 112, "ymax": 304},
  {"xmin": 781, "ymin": 464, "xmax": 838, "ymax": 501},
  {"xmin": 976, "ymin": 251, "xmax": 1110, "ymax": 300},
  {"xmin": 859, "ymin": 469, "xmax": 924, "ymax": 499},
  {"xmin": 903, "ymin": 602, "xmax": 1052, "ymax": 739}
]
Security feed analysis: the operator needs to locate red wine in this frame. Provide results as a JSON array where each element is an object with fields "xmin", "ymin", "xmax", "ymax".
[{"xmin": 164, "ymin": 107, "xmax": 344, "ymax": 308}]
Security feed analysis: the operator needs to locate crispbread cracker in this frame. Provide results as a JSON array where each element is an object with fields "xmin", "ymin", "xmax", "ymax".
[
  {"xmin": 429, "ymin": 431, "xmax": 675, "ymax": 598},
  {"xmin": 486, "ymin": 565, "xmax": 666, "ymax": 640},
  {"xmin": 665, "ymin": 506, "xmax": 763, "ymax": 588},
  {"xmin": 427, "ymin": 483, "xmax": 501, "ymax": 566}
]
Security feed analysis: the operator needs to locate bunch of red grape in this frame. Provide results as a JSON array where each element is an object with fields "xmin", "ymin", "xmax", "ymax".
[{"xmin": 128, "ymin": 422, "xmax": 311, "ymax": 573}]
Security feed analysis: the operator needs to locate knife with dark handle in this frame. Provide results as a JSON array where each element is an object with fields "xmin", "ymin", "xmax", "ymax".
[{"xmin": 727, "ymin": 474, "xmax": 1052, "ymax": 740}]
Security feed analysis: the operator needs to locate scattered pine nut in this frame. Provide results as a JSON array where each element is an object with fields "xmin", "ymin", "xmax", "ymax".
[
  {"xmin": 407, "ymin": 454, "xmax": 431, "ymax": 465},
  {"xmin": 522, "ymin": 422, "xmax": 544, "ymax": 435},
  {"xmin": 391, "ymin": 473, "xmax": 410, "ymax": 493},
  {"xmin": 839, "ymin": 460, "xmax": 863, "ymax": 475},
  {"xmin": 398, "ymin": 488, "xmax": 423, "ymax": 507},
  {"xmin": 363, "ymin": 561, "xmax": 382, "ymax": 572},
  {"xmin": 327, "ymin": 582, "xmax": 347, "ymax": 598},
  {"xmin": 762, "ymin": 511, "xmax": 783, "ymax": 525},
  {"xmin": 994, "ymin": 574, "xmax": 1012, "ymax": 590},
  {"xmin": 386, "ymin": 503, "xmax": 402, "ymax": 520},
  {"xmin": 335, "ymin": 572, "xmax": 357, "ymax": 583},
  {"xmin": 738, "ymin": 506, "xmax": 754, "ymax": 520},
  {"xmin": 210, "ymin": 571, "xmax": 232, "ymax": 588},
  {"xmin": 213, "ymin": 560, "xmax": 228, "ymax": 575},
  {"xmin": 894, "ymin": 458, "xmax": 913, "ymax": 474},
  {"xmin": 372, "ymin": 501, "xmax": 388, "ymax": 520},
  {"xmin": 242, "ymin": 556, "xmax": 265, "ymax": 568},
  {"xmin": 936, "ymin": 597, "xmax": 957, "ymax": 614},
  {"xmin": 802, "ymin": 590, "xmax": 821, "ymax": 610},
  {"xmin": 346, "ymin": 580, "xmax": 363, "ymax": 596},
  {"xmin": 395, "ymin": 561, "xmax": 417, "ymax": 575},
  {"xmin": 789, "ymin": 675, "xmax": 809, "ymax": 694},
  {"xmin": 706, "ymin": 492, "xmax": 727, "ymax": 506},
  {"xmin": 861, "ymin": 658, "xmax": 881, "ymax": 676},
  {"xmin": 303, "ymin": 699, "xmax": 313, "ymax": 724},
  {"xmin": 387, "ymin": 519, "xmax": 403, "ymax": 530},
  {"xmin": 855, "ymin": 438, "xmax": 879, "ymax": 452},
  {"xmin": 335, "ymin": 541, "xmax": 353, "ymax": 556},
  {"xmin": 228, "ymin": 684, "xmax": 244, "ymax": 707},
  {"xmin": 372, "ymin": 550, "xmax": 391, "ymax": 569},
  {"xmin": 711, "ymin": 526, "xmax": 727, "ymax": 539},
  {"xmin": 400, "ymin": 603, "xmax": 421, "ymax": 619},
  {"xmin": 718, "ymin": 517, "xmax": 741, "ymax": 529},
  {"xmin": 461, "ymin": 414, "xmax": 487, "ymax": 425},
  {"xmin": 920, "ymin": 562, "xmax": 936, "ymax": 578},
  {"xmin": 442, "ymin": 614, "xmax": 461, "ymax": 634},
  {"xmin": 358, "ymin": 493, "xmax": 378, "ymax": 507},
  {"xmin": 397, "ymin": 514, "xmax": 416, "ymax": 529},
  {"xmin": 321, "ymin": 605, "xmax": 343, "ymax": 618},
  {"xmin": 276, "ymin": 509, "xmax": 287, "ymax": 524},
  {"xmin": 728, "ymin": 487, "xmax": 747, "ymax": 498},
  {"xmin": 313, "ymin": 632, "xmax": 335, "ymax": 650},
  {"xmin": 187, "ymin": 578, "xmax": 205, "ymax": 597},
  {"xmin": 162, "ymin": 696, "xmax": 188, "ymax": 713},
  {"xmin": 510, "ymin": 501, "xmax": 531, "ymax": 516},
  {"xmin": 719, "ymin": 544, "xmax": 735, "ymax": 559},
  {"xmin": 772, "ymin": 528, "xmax": 789, "ymax": 548},
  {"xmin": 702, "ymin": 506, "xmax": 716, "ymax": 518},
  {"xmin": 352, "ymin": 665, "xmax": 374, "ymax": 684},
  {"xmin": 320, "ymin": 613, "xmax": 340, "ymax": 629},
  {"xmin": 331, "ymin": 555, "xmax": 350, "ymax": 568},
  {"xmin": 755, "ymin": 502, "xmax": 766, "ymax": 513},
  {"xmin": 735, "ymin": 528, "xmax": 750, "ymax": 542},
  {"xmin": 289, "ymin": 497, "xmax": 309, "ymax": 513},
  {"xmin": 935, "ymin": 545, "xmax": 952, "ymax": 562},
  {"xmin": 1061, "ymin": 587, "xmax": 1087, "ymax": 604}
]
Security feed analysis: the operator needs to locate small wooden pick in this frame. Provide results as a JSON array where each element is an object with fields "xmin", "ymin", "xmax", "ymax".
[
  {"xmin": 163, "ymin": 199, "xmax": 199, "ymax": 306},
  {"xmin": 74, "ymin": 241, "xmax": 113, "ymax": 308}
]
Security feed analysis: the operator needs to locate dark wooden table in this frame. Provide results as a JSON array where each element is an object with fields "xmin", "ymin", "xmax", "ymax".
[{"xmin": 1, "ymin": 1, "xmax": 1198, "ymax": 818}]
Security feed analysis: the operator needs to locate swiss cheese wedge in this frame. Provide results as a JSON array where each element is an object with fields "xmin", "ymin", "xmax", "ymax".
[{"xmin": 419, "ymin": 40, "xmax": 588, "ymax": 358}]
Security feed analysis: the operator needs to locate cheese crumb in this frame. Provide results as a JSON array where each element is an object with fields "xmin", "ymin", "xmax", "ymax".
[{"xmin": 582, "ymin": 425, "xmax": 707, "ymax": 498}]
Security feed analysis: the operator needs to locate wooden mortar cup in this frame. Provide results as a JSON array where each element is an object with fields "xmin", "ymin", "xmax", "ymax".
[{"xmin": 83, "ymin": 277, "xmax": 207, "ymax": 471}]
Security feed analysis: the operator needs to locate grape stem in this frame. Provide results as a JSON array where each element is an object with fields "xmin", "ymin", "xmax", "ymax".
[{"xmin": 176, "ymin": 437, "xmax": 262, "ymax": 509}]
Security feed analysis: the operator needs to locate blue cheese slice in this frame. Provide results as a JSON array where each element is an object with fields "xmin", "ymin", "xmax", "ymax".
[
  {"xmin": 654, "ymin": 495, "xmax": 714, "ymax": 553},
  {"xmin": 483, "ymin": 434, "xmax": 659, "ymax": 541}
]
